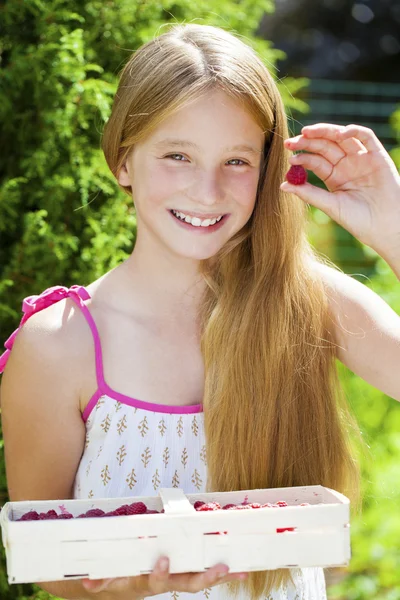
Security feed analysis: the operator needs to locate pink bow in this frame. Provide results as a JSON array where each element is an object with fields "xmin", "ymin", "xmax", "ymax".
[{"xmin": 0, "ymin": 285, "xmax": 90, "ymax": 373}]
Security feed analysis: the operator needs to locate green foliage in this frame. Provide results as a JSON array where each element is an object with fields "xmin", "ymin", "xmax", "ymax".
[
  {"xmin": 0, "ymin": 0, "xmax": 306, "ymax": 342},
  {"xmin": 327, "ymin": 257, "xmax": 400, "ymax": 599}
]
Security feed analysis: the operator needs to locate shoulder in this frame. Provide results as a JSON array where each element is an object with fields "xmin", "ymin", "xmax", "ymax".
[
  {"xmin": 309, "ymin": 260, "xmax": 385, "ymax": 354},
  {"xmin": 5, "ymin": 293, "xmax": 94, "ymax": 407},
  {"xmin": 310, "ymin": 260, "xmax": 369, "ymax": 304},
  {"xmin": 19, "ymin": 294, "xmax": 92, "ymax": 356},
  {"xmin": 308, "ymin": 260, "xmax": 360, "ymax": 350}
]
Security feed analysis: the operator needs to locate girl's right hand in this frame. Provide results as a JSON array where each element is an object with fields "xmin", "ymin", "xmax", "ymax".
[{"xmin": 81, "ymin": 556, "xmax": 248, "ymax": 597}]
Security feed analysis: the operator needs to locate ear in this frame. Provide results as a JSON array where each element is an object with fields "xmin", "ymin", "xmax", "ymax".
[{"xmin": 117, "ymin": 161, "xmax": 131, "ymax": 186}]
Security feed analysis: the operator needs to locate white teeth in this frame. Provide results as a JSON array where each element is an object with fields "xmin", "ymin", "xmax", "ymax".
[{"xmin": 172, "ymin": 210, "xmax": 223, "ymax": 227}]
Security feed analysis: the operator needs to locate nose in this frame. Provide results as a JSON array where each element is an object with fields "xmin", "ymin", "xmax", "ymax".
[{"xmin": 188, "ymin": 169, "xmax": 226, "ymax": 206}]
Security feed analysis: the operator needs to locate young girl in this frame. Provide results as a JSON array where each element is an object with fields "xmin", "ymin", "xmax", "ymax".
[{"xmin": 1, "ymin": 22, "xmax": 400, "ymax": 600}]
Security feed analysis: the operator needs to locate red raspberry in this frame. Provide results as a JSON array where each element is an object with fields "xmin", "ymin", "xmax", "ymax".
[
  {"xmin": 127, "ymin": 502, "xmax": 147, "ymax": 515},
  {"xmin": 194, "ymin": 501, "xmax": 206, "ymax": 509},
  {"xmin": 277, "ymin": 527, "xmax": 296, "ymax": 533},
  {"xmin": 104, "ymin": 510, "xmax": 120, "ymax": 517},
  {"xmin": 196, "ymin": 502, "xmax": 221, "ymax": 511},
  {"xmin": 86, "ymin": 509, "xmax": 106, "ymax": 518},
  {"xmin": 18, "ymin": 511, "xmax": 40, "ymax": 521},
  {"xmin": 286, "ymin": 165, "xmax": 307, "ymax": 185},
  {"xmin": 247, "ymin": 503, "xmax": 262, "ymax": 509},
  {"xmin": 222, "ymin": 503, "xmax": 236, "ymax": 510},
  {"xmin": 38, "ymin": 510, "xmax": 58, "ymax": 520},
  {"xmin": 276, "ymin": 501, "xmax": 288, "ymax": 507},
  {"xmin": 57, "ymin": 513, "xmax": 74, "ymax": 519},
  {"xmin": 77, "ymin": 513, "xmax": 88, "ymax": 518},
  {"xmin": 113, "ymin": 505, "xmax": 130, "ymax": 516}
]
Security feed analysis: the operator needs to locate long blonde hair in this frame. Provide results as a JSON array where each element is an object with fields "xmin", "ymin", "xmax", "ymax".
[{"xmin": 101, "ymin": 23, "xmax": 365, "ymax": 599}]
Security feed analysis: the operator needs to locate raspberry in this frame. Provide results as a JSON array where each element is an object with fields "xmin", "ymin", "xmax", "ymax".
[
  {"xmin": 277, "ymin": 527, "xmax": 296, "ymax": 533},
  {"xmin": 57, "ymin": 513, "xmax": 74, "ymax": 519},
  {"xmin": 247, "ymin": 503, "xmax": 262, "ymax": 509},
  {"xmin": 113, "ymin": 505, "xmax": 130, "ymax": 516},
  {"xmin": 18, "ymin": 511, "xmax": 40, "ymax": 521},
  {"xmin": 222, "ymin": 503, "xmax": 236, "ymax": 510},
  {"xmin": 286, "ymin": 165, "xmax": 307, "ymax": 185},
  {"xmin": 38, "ymin": 510, "xmax": 58, "ymax": 520},
  {"xmin": 194, "ymin": 501, "xmax": 206, "ymax": 509},
  {"xmin": 275, "ymin": 501, "xmax": 288, "ymax": 507},
  {"xmin": 104, "ymin": 510, "xmax": 120, "ymax": 517},
  {"xmin": 127, "ymin": 502, "xmax": 147, "ymax": 515},
  {"xmin": 85, "ymin": 509, "xmax": 105, "ymax": 518},
  {"xmin": 196, "ymin": 502, "xmax": 221, "ymax": 511}
]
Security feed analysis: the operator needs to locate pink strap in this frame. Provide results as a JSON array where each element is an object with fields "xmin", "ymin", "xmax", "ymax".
[{"xmin": 0, "ymin": 286, "xmax": 105, "ymax": 389}]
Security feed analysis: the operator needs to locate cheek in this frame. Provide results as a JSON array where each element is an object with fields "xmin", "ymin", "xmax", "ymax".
[
  {"xmin": 135, "ymin": 167, "xmax": 178, "ymax": 205},
  {"xmin": 232, "ymin": 173, "xmax": 259, "ymax": 209}
]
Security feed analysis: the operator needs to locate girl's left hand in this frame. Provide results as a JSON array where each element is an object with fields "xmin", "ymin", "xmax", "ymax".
[{"xmin": 280, "ymin": 123, "xmax": 400, "ymax": 259}]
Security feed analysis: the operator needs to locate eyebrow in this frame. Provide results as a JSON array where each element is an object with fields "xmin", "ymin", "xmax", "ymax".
[{"xmin": 153, "ymin": 138, "xmax": 262, "ymax": 156}]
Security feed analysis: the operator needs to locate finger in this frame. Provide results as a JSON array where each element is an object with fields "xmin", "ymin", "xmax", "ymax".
[
  {"xmin": 167, "ymin": 563, "xmax": 247, "ymax": 594},
  {"xmin": 289, "ymin": 152, "xmax": 333, "ymax": 184},
  {"xmin": 335, "ymin": 124, "xmax": 386, "ymax": 152},
  {"xmin": 82, "ymin": 577, "xmax": 116, "ymax": 593},
  {"xmin": 284, "ymin": 136, "xmax": 345, "ymax": 164},
  {"xmin": 166, "ymin": 563, "xmax": 229, "ymax": 593},
  {"xmin": 148, "ymin": 556, "xmax": 171, "ymax": 593},
  {"xmin": 280, "ymin": 180, "xmax": 341, "ymax": 224},
  {"xmin": 299, "ymin": 124, "xmax": 368, "ymax": 155}
]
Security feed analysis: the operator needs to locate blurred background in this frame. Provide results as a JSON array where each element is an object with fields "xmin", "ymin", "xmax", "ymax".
[{"xmin": 0, "ymin": 1, "xmax": 399, "ymax": 598}]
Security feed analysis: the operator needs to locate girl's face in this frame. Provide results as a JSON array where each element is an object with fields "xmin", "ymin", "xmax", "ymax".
[{"xmin": 118, "ymin": 89, "xmax": 265, "ymax": 262}]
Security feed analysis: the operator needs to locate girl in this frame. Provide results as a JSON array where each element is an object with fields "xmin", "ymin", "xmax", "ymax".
[{"xmin": 1, "ymin": 22, "xmax": 400, "ymax": 600}]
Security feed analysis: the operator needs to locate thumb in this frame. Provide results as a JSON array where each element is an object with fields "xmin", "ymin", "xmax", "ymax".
[
  {"xmin": 280, "ymin": 181, "xmax": 337, "ymax": 219},
  {"xmin": 82, "ymin": 577, "xmax": 116, "ymax": 593}
]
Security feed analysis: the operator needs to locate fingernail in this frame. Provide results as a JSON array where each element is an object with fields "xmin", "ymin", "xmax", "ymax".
[
  {"xmin": 159, "ymin": 557, "xmax": 169, "ymax": 571},
  {"xmin": 217, "ymin": 570, "xmax": 229, "ymax": 579}
]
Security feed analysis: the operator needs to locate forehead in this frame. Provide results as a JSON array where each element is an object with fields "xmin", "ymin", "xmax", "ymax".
[{"xmin": 148, "ymin": 91, "xmax": 264, "ymax": 151}]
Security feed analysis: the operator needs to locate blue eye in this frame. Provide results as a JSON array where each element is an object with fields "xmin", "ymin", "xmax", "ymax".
[
  {"xmin": 227, "ymin": 159, "xmax": 248, "ymax": 166},
  {"xmin": 165, "ymin": 154, "xmax": 248, "ymax": 166},
  {"xmin": 165, "ymin": 154, "xmax": 187, "ymax": 161}
]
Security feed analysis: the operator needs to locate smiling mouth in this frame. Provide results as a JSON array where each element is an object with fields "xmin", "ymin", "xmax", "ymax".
[{"xmin": 169, "ymin": 210, "xmax": 226, "ymax": 226}]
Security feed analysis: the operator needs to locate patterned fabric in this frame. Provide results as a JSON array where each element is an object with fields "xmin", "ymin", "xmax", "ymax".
[
  {"xmin": 0, "ymin": 285, "xmax": 328, "ymax": 599},
  {"xmin": 74, "ymin": 395, "xmax": 327, "ymax": 599}
]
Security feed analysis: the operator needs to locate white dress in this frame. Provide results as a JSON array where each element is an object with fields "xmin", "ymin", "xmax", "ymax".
[{"xmin": 74, "ymin": 395, "xmax": 328, "ymax": 600}]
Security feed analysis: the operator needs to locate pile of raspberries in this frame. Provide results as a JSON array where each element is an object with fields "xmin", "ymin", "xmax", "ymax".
[{"xmin": 17, "ymin": 499, "xmax": 309, "ymax": 530}]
